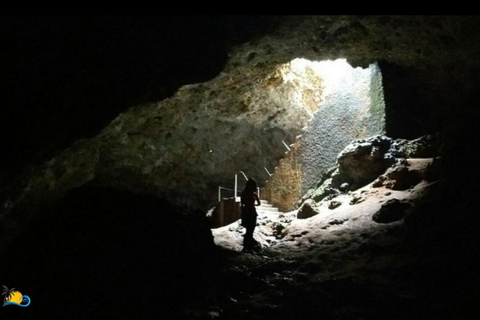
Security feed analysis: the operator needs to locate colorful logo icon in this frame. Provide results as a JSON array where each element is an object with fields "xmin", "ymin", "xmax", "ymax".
[{"xmin": 2, "ymin": 285, "xmax": 31, "ymax": 307}]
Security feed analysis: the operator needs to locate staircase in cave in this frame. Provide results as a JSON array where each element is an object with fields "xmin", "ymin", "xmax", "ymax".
[
  {"xmin": 257, "ymin": 199, "xmax": 281, "ymax": 216},
  {"xmin": 252, "ymin": 199, "xmax": 297, "ymax": 247}
]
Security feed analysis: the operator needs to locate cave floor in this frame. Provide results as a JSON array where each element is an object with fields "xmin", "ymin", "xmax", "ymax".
[
  {"xmin": 1, "ymin": 166, "xmax": 478, "ymax": 320},
  {"xmin": 201, "ymin": 179, "xmax": 480, "ymax": 320}
]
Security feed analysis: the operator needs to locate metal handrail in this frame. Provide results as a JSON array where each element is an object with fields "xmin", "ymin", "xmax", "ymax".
[
  {"xmin": 216, "ymin": 103, "xmax": 317, "ymax": 205},
  {"xmin": 218, "ymin": 186, "xmax": 235, "ymax": 202},
  {"xmin": 264, "ymin": 167, "xmax": 272, "ymax": 177},
  {"xmin": 217, "ymin": 179, "xmax": 262, "ymax": 205},
  {"xmin": 238, "ymin": 171, "xmax": 248, "ymax": 180}
]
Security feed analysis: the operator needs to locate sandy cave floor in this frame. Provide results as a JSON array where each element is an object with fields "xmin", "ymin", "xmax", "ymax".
[{"xmin": 191, "ymin": 170, "xmax": 478, "ymax": 320}]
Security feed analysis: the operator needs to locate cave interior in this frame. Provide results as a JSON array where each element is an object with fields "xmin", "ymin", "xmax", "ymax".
[{"xmin": 0, "ymin": 15, "xmax": 479, "ymax": 320}]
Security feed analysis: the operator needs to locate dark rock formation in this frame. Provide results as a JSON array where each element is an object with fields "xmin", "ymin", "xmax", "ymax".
[
  {"xmin": 335, "ymin": 134, "xmax": 439, "ymax": 189},
  {"xmin": 303, "ymin": 134, "xmax": 440, "ymax": 206},
  {"xmin": 328, "ymin": 200, "xmax": 342, "ymax": 210},
  {"xmin": 339, "ymin": 182, "xmax": 350, "ymax": 193},
  {"xmin": 333, "ymin": 135, "xmax": 396, "ymax": 190},
  {"xmin": 0, "ymin": 184, "xmax": 220, "ymax": 319},
  {"xmin": 376, "ymin": 160, "xmax": 422, "ymax": 190},
  {"xmin": 297, "ymin": 199, "xmax": 319, "ymax": 219},
  {"xmin": 373, "ymin": 198, "xmax": 413, "ymax": 223}
]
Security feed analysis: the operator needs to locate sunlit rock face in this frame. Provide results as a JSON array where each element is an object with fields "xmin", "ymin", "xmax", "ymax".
[
  {"xmin": 92, "ymin": 60, "xmax": 323, "ymax": 209},
  {"xmin": 1, "ymin": 16, "xmax": 480, "ymax": 253},
  {"xmin": 262, "ymin": 59, "xmax": 385, "ymax": 211},
  {"xmin": 301, "ymin": 134, "xmax": 442, "ymax": 207}
]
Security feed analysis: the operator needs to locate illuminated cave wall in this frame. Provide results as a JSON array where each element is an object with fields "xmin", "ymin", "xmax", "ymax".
[
  {"xmin": 262, "ymin": 60, "xmax": 385, "ymax": 211},
  {"xmin": 261, "ymin": 139, "xmax": 303, "ymax": 212}
]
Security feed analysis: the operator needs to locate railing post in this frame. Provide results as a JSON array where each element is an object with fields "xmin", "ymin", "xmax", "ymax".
[
  {"xmin": 218, "ymin": 186, "xmax": 221, "ymax": 202},
  {"xmin": 234, "ymin": 173, "xmax": 238, "ymax": 201},
  {"xmin": 239, "ymin": 171, "xmax": 248, "ymax": 181},
  {"xmin": 264, "ymin": 167, "xmax": 272, "ymax": 177}
]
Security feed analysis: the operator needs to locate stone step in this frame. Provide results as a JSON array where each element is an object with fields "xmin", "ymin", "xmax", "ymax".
[
  {"xmin": 258, "ymin": 206, "xmax": 279, "ymax": 212},
  {"xmin": 260, "ymin": 201, "xmax": 273, "ymax": 206},
  {"xmin": 257, "ymin": 206, "xmax": 280, "ymax": 215},
  {"xmin": 256, "ymin": 200, "xmax": 281, "ymax": 215}
]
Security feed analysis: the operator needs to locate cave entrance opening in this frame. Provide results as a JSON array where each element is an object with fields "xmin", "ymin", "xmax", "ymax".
[
  {"xmin": 260, "ymin": 58, "xmax": 386, "ymax": 213},
  {"xmin": 211, "ymin": 58, "xmax": 386, "ymax": 246}
]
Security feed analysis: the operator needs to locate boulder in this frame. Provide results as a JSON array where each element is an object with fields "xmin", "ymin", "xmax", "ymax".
[
  {"xmin": 297, "ymin": 199, "xmax": 319, "ymax": 219},
  {"xmin": 333, "ymin": 135, "xmax": 396, "ymax": 190},
  {"xmin": 373, "ymin": 198, "xmax": 412, "ymax": 223}
]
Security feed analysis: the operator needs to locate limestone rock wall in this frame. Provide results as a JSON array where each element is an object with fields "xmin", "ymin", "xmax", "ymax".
[
  {"xmin": 299, "ymin": 61, "xmax": 385, "ymax": 196},
  {"xmin": 261, "ymin": 140, "xmax": 303, "ymax": 212},
  {"xmin": 262, "ymin": 61, "xmax": 385, "ymax": 211},
  {"xmin": 300, "ymin": 134, "xmax": 442, "ymax": 208}
]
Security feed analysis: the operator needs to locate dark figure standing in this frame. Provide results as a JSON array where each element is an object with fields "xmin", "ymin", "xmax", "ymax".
[{"xmin": 241, "ymin": 178, "xmax": 261, "ymax": 251}]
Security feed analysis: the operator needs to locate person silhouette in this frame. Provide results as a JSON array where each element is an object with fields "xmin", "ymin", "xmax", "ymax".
[{"xmin": 240, "ymin": 178, "xmax": 261, "ymax": 251}]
